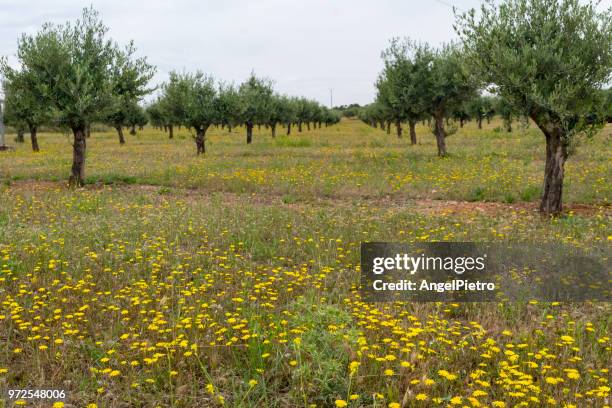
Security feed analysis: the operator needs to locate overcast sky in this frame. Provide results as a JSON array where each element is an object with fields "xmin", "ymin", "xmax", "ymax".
[{"xmin": 0, "ymin": 0, "xmax": 511, "ymax": 106}]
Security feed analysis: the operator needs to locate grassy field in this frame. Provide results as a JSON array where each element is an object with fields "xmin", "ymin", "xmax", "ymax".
[{"xmin": 0, "ymin": 119, "xmax": 610, "ymax": 407}]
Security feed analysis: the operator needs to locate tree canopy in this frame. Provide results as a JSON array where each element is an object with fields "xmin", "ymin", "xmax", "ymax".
[{"xmin": 456, "ymin": 0, "xmax": 612, "ymax": 214}]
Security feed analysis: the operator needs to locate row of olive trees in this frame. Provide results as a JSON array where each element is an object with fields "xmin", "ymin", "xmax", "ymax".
[
  {"xmin": 0, "ymin": 7, "xmax": 342, "ymax": 183},
  {"xmin": 367, "ymin": 0, "xmax": 611, "ymax": 215},
  {"xmin": 359, "ymin": 94, "xmax": 516, "ymax": 139},
  {"xmin": 145, "ymin": 72, "xmax": 340, "ymax": 154}
]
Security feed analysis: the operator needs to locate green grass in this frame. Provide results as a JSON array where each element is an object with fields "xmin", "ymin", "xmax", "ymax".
[{"xmin": 0, "ymin": 118, "xmax": 609, "ymax": 407}]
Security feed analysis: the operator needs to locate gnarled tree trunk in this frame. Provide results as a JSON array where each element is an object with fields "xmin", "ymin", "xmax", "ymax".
[
  {"xmin": 168, "ymin": 125, "xmax": 174, "ymax": 139},
  {"xmin": 16, "ymin": 129, "xmax": 25, "ymax": 143},
  {"xmin": 69, "ymin": 126, "xmax": 87, "ymax": 187},
  {"xmin": 130, "ymin": 125, "xmax": 136, "ymax": 135},
  {"xmin": 434, "ymin": 113, "xmax": 447, "ymax": 157},
  {"xmin": 116, "ymin": 126, "xmax": 125, "ymax": 144},
  {"xmin": 30, "ymin": 126, "xmax": 39, "ymax": 152},
  {"xmin": 287, "ymin": 123, "xmax": 291, "ymax": 135},
  {"xmin": 537, "ymin": 123, "xmax": 567, "ymax": 215},
  {"xmin": 271, "ymin": 123, "xmax": 276, "ymax": 138},
  {"xmin": 298, "ymin": 121, "xmax": 302, "ymax": 132},
  {"xmin": 86, "ymin": 124, "xmax": 91, "ymax": 138},
  {"xmin": 387, "ymin": 121, "xmax": 391, "ymax": 134},
  {"xmin": 409, "ymin": 120, "xmax": 417, "ymax": 145},
  {"xmin": 195, "ymin": 124, "xmax": 209, "ymax": 155},
  {"xmin": 477, "ymin": 117, "xmax": 483, "ymax": 129},
  {"xmin": 395, "ymin": 120, "xmax": 402, "ymax": 138},
  {"xmin": 306, "ymin": 122, "xmax": 310, "ymax": 131}
]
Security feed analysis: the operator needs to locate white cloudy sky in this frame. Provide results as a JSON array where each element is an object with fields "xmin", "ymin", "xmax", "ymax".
[{"xmin": 0, "ymin": 0, "xmax": 544, "ymax": 105}]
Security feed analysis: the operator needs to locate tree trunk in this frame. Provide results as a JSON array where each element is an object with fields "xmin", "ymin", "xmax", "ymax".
[
  {"xmin": 395, "ymin": 120, "xmax": 402, "ymax": 138},
  {"xmin": 477, "ymin": 117, "xmax": 482, "ymax": 129},
  {"xmin": 318, "ymin": 121, "xmax": 322, "ymax": 129},
  {"xmin": 506, "ymin": 120, "xmax": 512, "ymax": 133},
  {"xmin": 287, "ymin": 123, "xmax": 291, "ymax": 135},
  {"xmin": 228, "ymin": 125, "xmax": 232, "ymax": 133},
  {"xmin": 116, "ymin": 126, "xmax": 125, "ymax": 144},
  {"xmin": 409, "ymin": 120, "xmax": 417, "ymax": 145},
  {"xmin": 306, "ymin": 122, "xmax": 310, "ymax": 131},
  {"xmin": 386, "ymin": 121, "xmax": 391, "ymax": 134},
  {"xmin": 298, "ymin": 121, "xmax": 302, "ymax": 132},
  {"xmin": 246, "ymin": 122, "xmax": 253, "ymax": 144},
  {"xmin": 16, "ymin": 129, "xmax": 24, "ymax": 143},
  {"xmin": 539, "ymin": 126, "xmax": 567, "ymax": 215},
  {"xmin": 460, "ymin": 118, "xmax": 464, "ymax": 128},
  {"xmin": 86, "ymin": 124, "xmax": 91, "ymax": 138},
  {"xmin": 130, "ymin": 125, "xmax": 136, "ymax": 135},
  {"xmin": 69, "ymin": 126, "xmax": 87, "ymax": 187},
  {"xmin": 434, "ymin": 113, "xmax": 447, "ymax": 157},
  {"xmin": 195, "ymin": 125, "xmax": 208, "ymax": 155},
  {"xmin": 168, "ymin": 125, "xmax": 174, "ymax": 139},
  {"xmin": 271, "ymin": 123, "xmax": 276, "ymax": 138},
  {"xmin": 30, "ymin": 126, "xmax": 39, "ymax": 152}
]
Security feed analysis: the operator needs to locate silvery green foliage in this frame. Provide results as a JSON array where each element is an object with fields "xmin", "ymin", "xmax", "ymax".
[
  {"xmin": 239, "ymin": 74, "xmax": 274, "ymax": 126},
  {"xmin": 455, "ymin": 0, "xmax": 612, "ymax": 142},
  {"xmin": 378, "ymin": 38, "xmax": 427, "ymax": 123},
  {"xmin": 2, "ymin": 9, "xmax": 108, "ymax": 129}
]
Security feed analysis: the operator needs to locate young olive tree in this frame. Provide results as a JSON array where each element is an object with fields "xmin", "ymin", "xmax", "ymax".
[
  {"xmin": 378, "ymin": 38, "xmax": 428, "ymax": 144},
  {"xmin": 281, "ymin": 96, "xmax": 298, "ymax": 135},
  {"xmin": 494, "ymin": 96, "xmax": 516, "ymax": 132},
  {"xmin": 456, "ymin": 0, "xmax": 612, "ymax": 214},
  {"xmin": 411, "ymin": 42, "xmax": 476, "ymax": 156},
  {"xmin": 1, "ymin": 72, "xmax": 51, "ymax": 151},
  {"xmin": 180, "ymin": 72, "xmax": 218, "ymax": 155},
  {"xmin": 467, "ymin": 95, "xmax": 493, "ymax": 129},
  {"xmin": 159, "ymin": 72, "xmax": 192, "ymax": 139},
  {"xmin": 1, "ymin": 8, "xmax": 154, "ymax": 186},
  {"xmin": 146, "ymin": 100, "xmax": 165, "ymax": 130},
  {"xmin": 216, "ymin": 83, "xmax": 242, "ymax": 133},
  {"xmin": 239, "ymin": 74, "xmax": 274, "ymax": 144},
  {"xmin": 126, "ymin": 103, "xmax": 148, "ymax": 135},
  {"xmin": 159, "ymin": 72, "xmax": 219, "ymax": 155},
  {"xmin": 106, "ymin": 41, "xmax": 155, "ymax": 144}
]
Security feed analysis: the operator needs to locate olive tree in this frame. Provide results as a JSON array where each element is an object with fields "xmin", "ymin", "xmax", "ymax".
[
  {"xmin": 467, "ymin": 95, "xmax": 493, "ymax": 129},
  {"xmin": 494, "ymin": 96, "xmax": 516, "ymax": 132},
  {"xmin": 1, "ymin": 8, "xmax": 153, "ymax": 186},
  {"xmin": 456, "ymin": 0, "xmax": 612, "ymax": 214},
  {"xmin": 2, "ymin": 72, "xmax": 51, "ymax": 151},
  {"xmin": 216, "ymin": 83, "xmax": 242, "ymax": 132},
  {"xmin": 126, "ymin": 104, "xmax": 148, "ymax": 135},
  {"xmin": 282, "ymin": 96, "xmax": 298, "ymax": 135},
  {"xmin": 106, "ymin": 42, "xmax": 155, "ymax": 144},
  {"xmin": 159, "ymin": 72, "xmax": 192, "ymax": 139},
  {"xmin": 146, "ymin": 100, "xmax": 165, "ymax": 130},
  {"xmin": 239, "ymin": 74, "xmax": 273, "ymax": 144},
  {"xmin": 409, "ymin": 42, "xmax": 476, "ymax": 156},
  {"xmin": 378, "ymin": 38, "xmax": 429, "ymax": 144}
]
